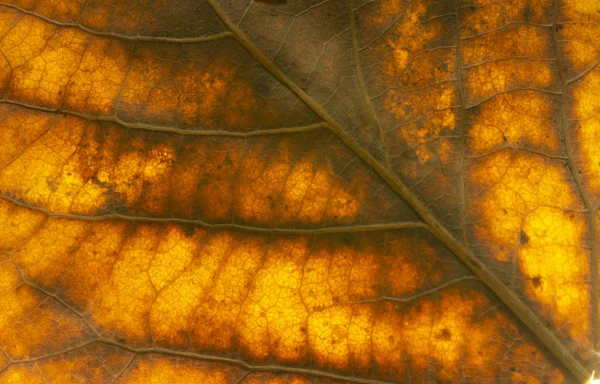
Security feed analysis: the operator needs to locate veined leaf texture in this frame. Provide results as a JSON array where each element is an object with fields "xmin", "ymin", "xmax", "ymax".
[{"xmin": 0, "ymin": 0, "xmax": 599, "ymax": 382}]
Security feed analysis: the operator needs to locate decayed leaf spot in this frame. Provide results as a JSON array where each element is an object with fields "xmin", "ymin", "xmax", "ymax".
[{"xmin": 468, "ymin": 151, "xmax": 590, "ymax": 345}]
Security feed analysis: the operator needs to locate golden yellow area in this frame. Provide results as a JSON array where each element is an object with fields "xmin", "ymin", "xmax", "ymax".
[
  {"xmin": 466, "ymin": 59, "xmax": 554, "ymax": 102},
  {"xmin": 238, "ymin": 244, "xmax": 308, "ymax": 361},
  {"xmin": 1, "ymin": 12, "xmax": 127, "ymax": 114},
  {"xmin": 561, "ymin": 0, "xmax": 600, "ymax": 22},
  {"xmin": 468, "ymin": 91, "xmax": 558, "ymax": 154},
  {"xmin": 309, "ymin": 304, "xmax": 373, "ymax": 371},
  {"xmin": 469, "ymin": 151, "xmax": 589, "ymax": 344},
  {"xmin": 462, "ymin": 24, "xmax": 550, "ymax": 66},
  {"xmin": 520, "ymin": 207, "xmax": 589, "ymax": 341},
  {"xmin": 0, "ymin": 106, "xmax": 367, "ymax": 226},
  {"xmin": 14, "ymin": 218, "xmax": 89, "ymax": 288},
  {"xmin": 573, "ymin": 68, "xmax": 600, "ymax": 194},
  {"xmin": 461, "ymin": 0, "xmax": 551, "ymax": 38},
  {"xmin": 0, "ymin": 111, "xmax": 107, "ymax": 214},
  {"xmin": 121, "ymin": 358, "xmax": 238, "ymax": 384},
  {"xmin": 0, "ymin": 262, "xmax": 88, "ymax": 359},
  {"xmin": 469, "ymin": 152, "xmax": 574, "ymax": 257},
  {"xmin": 0, "ymin": 198, "xmax": 45, "ymax": 252}
]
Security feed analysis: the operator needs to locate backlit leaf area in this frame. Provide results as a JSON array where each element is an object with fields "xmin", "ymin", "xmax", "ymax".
[{"xmin": 1, "ymin": 0, "xmax": 600, "ymax": 382}]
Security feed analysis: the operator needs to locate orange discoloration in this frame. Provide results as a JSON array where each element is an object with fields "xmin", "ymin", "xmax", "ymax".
[
  {"xmin": 150, "ymin": 231, "xmax": 231, "ymax": 346},
  {"xmin": 0, "ymin": 106, "xmax": 375, "ymax": 226},
  {"xmin": 0, "ymin": 199, "xmax": 45, "ymax": 253},
  {"xmin": 467, "ymin": 91, "xmax": 559, "ymax": 154},
  {"xmin": 1, "ymin": 198, "xmax": 463, "ymax": 374},
  {"xmin": 120, "ymin": 358, "xmax": 240, "ymax": 384},
  {"xmin": 386, "ymin": 84, "xmax": 457, "ymax": 164},
  {"xmin": 0, "ymin": 196, "xmax": 568, "ymax": 380},
  {"xmin": 461, "ymin": 0, "xmax": 552, "ymax": 38},
  {"xmin": 465, "ymin": 59, "xmax": 555, "ymax": 102},
  {"xmin": 573, "ymin": 68, "xmax": 600, "ymax": 195},
  {"xmin": 462, "ymin": 24, "xmax": 550, "ymax": 66},
  {"xmin": 558, "ymin": 23, "xmax": 600, "ymax": 73},
  {"xmin": 1, "ymin": 14, "xmax": 127, "ymax": 114},
  {"xmin": 363, "ymin": 0, "xmax": 457, "ymax": 168},
  {"xmin": 0, "ymin": 7, "xmax": 310, "ymax": 132},
  {"xmin": 0, "ymin": 262, "xmax": 88, "ymax": 360}
]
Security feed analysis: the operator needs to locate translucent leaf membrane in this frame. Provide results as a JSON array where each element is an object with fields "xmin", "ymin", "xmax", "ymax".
[
  {"xmin": 0, "ymin": 6, "xmax": 318, "ymax": 131},
  {"xmin": 356, "ymin": 0, "xmax": 463, "ymax": 233},
  {"xmin": 1, "ymin": 0, "xmax": 597, "ymax": 381},
  {"xmin": 0, "ymin": 198, "xmax": 565, "ymax": 382},
  {"xmin": 0, "ymin": 0, "xmax": 228, "ymax": 38},
  {"xmin": 215, "ymin": 0, "xmax": 385, "ymax": 159},
  {"xmin": 462, "ymin": 0, "xmax": 593, "ymax": 359},
  {"xmin": 0, "ymin": 104, "xmax": 414, "ymax": 226}
]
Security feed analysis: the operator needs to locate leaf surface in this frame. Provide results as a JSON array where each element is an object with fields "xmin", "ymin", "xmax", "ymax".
[{"xmin": 0, "ymin": 0, "xmax": 599, "ymax": 382}]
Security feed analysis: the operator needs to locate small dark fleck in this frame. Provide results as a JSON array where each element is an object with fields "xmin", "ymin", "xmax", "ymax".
[
  {"xmin": 523, "ymin": 6, "xmax": 533, "ymax": 21},
  {"xmin": 519, "ymin": 230, "xmax": 529, "ymax": 245},
  {"xmin": 182, "ymin": 225, "xmax": 196, "ymax": 236}
]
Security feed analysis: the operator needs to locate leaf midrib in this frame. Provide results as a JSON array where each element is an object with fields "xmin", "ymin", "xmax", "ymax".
[{"xmin": 206, "ymin": 0, "xmax": 590, "ymax": 380}]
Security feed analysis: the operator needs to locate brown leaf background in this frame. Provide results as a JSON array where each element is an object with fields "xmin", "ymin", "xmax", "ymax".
[{"xmin": 0, "ymin": 0, "xmax": 599, "ymax": 382}]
